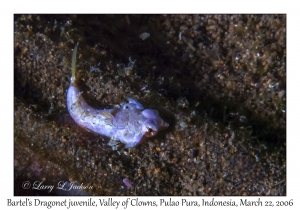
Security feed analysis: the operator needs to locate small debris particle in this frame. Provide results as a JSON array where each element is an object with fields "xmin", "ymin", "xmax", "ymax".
[
  {"xmin": 140, "ymin": 32, "xmax": 150, "ymax": 40},
  {"xmin": 123, "ymin": 178, "xmax": 132, "ymax": 188}
]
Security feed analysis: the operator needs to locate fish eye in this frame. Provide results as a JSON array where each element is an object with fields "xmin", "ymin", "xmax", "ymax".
[{"xmin": 146, "ymin": 126, "xmax": 157, "ymax": 137}]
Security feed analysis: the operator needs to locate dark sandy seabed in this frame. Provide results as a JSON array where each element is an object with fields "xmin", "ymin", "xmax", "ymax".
[{"xmin": 14, "ymin": 14, "xmax": 286, "ymax": 196}]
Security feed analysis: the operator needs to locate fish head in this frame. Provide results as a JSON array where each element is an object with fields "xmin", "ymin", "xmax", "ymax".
[{"xmin": 141, "ymin": 109, "xmax": 169, "ymax": 137}]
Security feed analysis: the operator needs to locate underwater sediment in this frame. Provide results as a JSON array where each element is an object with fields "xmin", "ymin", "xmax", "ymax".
[{"xmin": 14, "ymin": 14, "xmax": 285, "ymax": 195}]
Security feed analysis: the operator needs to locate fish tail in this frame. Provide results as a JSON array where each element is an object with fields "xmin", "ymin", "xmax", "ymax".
[{"xmin": 71, "ymin": 42, "xmax": 79, "ymax": 83}]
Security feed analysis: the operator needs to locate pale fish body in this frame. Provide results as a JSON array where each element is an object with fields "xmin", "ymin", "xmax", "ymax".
[{"xmin": 67, "ymin": 44, "xmax": 168, "ymax": 148}]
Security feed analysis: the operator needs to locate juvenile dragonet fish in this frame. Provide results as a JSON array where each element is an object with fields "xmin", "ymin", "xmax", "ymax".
[{"xmin": 67, "ymin": 43, "xmax": 169, "ymax": 148}]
